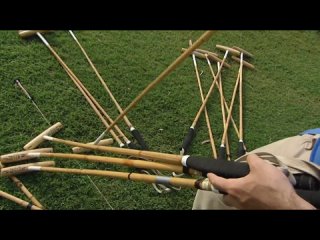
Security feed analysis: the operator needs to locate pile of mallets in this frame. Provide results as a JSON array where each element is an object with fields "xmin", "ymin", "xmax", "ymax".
[{"xmin": 1, "ymin": 31, "xmax": 319, "ymax": 209}]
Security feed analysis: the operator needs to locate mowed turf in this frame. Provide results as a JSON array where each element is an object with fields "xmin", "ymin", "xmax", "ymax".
[{"xmin": 0, "ymin": 30, "xmax": 320, "ymax": 210}]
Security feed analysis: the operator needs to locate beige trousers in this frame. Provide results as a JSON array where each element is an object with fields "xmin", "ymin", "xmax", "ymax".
[{"xmin": 192, "ymin": 134, "xmax": 318, "ymax": 210}]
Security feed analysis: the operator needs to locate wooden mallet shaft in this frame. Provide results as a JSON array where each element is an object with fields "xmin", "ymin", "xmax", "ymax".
[
  {"xmin": 102, "ymin": 31, "xmax": 215, "ymax": 134},
  {"xmin": 0, "ymin": 190, "xmax": 42, "ymax": 210},
  {"xmin": 72, "ymin": 138, "xmax": 114, "ymax": 154},
  {"xmin": 27, "ymin": 152, "xmax": 187, "ymax": 173},
  {"xmin": 24, "ymin": 166, "xmax": 215, "ymax": 191},
  {"xmin": 44, "ymin": 136, "xmax": 182, "ymax": 164},
  {"xmin": 0, "ymin": 161, "xmax": 44, "ymax": 209}
]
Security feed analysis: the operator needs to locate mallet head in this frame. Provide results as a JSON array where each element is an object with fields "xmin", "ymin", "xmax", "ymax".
[{"xmin": 18, "ymin": 30, "xmax": 50, "ymax": 38}]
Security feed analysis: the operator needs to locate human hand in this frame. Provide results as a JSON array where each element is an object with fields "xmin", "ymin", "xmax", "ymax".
[{"xmin": 207, "ymin": 154, "xmax": 316, "ymax": 209}]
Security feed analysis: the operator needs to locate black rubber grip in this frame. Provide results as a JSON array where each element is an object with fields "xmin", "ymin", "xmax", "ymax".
[
  {"xmin": 131, "ymin": 129, "xmax": 149, "ymax": 150},
  {"xmin": 180, "ymin": 128, "xmax": 196, "ymax": 154},
  {"xmin": 218, "ymin": 146, "xmax": 226, "ymax": 161},
  {"xmin": 127, "ymin": 142, "xmax": 141, "ymax": 150},
  {"xmin": 294, "ymin": 174, "xmax": 320, "ymax": 191},
  {"xmin": 295, "ymin": 190, "xmax": 320, "ymax": 209},
  {"xmin": 237, "ymin": 141, "xmax": 246, "ymax": 158},
  {"xmin": 186, "ymin": 155, "xmax": 250, "ymax": 178}
]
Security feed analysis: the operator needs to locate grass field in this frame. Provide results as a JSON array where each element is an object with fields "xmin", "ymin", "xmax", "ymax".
[{"xmin": 0, "ymin": 30, "xmax": 320, "ymax": 210}]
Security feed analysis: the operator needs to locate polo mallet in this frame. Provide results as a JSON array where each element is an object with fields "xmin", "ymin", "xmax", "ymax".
[
  {"xmin": 0, "ymin": 189, "xmax": 42, "ymax": 210},
  {"xmin": 206, "ymin": 58, "xmax": 240, "ymax": 138},
  {"xmin": 231, "ymin": 49, "xmax": 255, "ymax": 158},
  {"xmin": 217, "ymin": 62, "xmax": 231, "ymax": 160},
  {"xmin": 0, "ymin": 160, "xmax": 44, "ymax": 209},
  {"xmin": 40, "ymin": 136, "xmax": 320, "ymax": 191},
  {"xmin": 69, "ymin": 30, "xmax": 148, "ymax": 150},
  {"xmin": 181, "ymin": 50, "xmax": 229, "ymax": 156},
  {"xmin": 44, "ymin": 37, "xmax": 171, "ymax": 193},
  {"xmin": 214, "ymin": 45, "xmax": 242, "ymax": 160},
  {"xmin": 3, "ymin": 154, "xmax": 320, "ymax": 208},
  {"xmin": 18, "ymin": 31, "xmax": 125, "ymax": 150},
  {"xmin": 15, "ymin": 70, "xmax": 113, "ymax": 152},
  {"xmin": 185, "ymin": 40, "xmax": 217, "ymax": 158},
  {"xmin": 93, "ymin": 31, "xmax": 215, "ymax": 139},
  {"xmin": 13, "ymin": 79, "xmax": 64, "ymax": 150},
  {"xmin": 19, "ymin": 31, "xmax": 171, "ymax": 194}
]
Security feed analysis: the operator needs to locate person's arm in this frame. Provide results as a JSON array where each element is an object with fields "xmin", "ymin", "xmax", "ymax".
[{"xmin": 207, "ymin": 154, "xmax": 316, "ymax": 209}]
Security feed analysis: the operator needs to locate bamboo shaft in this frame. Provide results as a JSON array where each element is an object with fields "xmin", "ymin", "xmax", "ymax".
[
  {"xmin": 45, "ymin": 136, "xmax": 182, "ymax": 165},
  {"xmin": 72, "ymin": 138, "xmax": 114, "ymax": 153},
  {"xmin": 29, "ymin": 166, "xmax": 198, "ymax": 189},
  {"xmin": 69, "ymin": 31, "xmax": 133, "ymax": 129},
  {"xmin": 221, "ymin": 71, "xmax": 241, "ymax": 145},
  {"xmin": 0, "ymin": 190, "xmax": 42, "ymax": 210},
  {"xmin": 36, "ymin": 33, "xmax": 124, "ymax": 147},
  {"xmin": 0, "ymin": 162, "xmax": 43, "ymax": 209},
  {"xmin": 191, "ymin": 51, "xmax": 228, "ymax": 128},
  {"xmin": 62, "ymin": 63, "xmax": 130, "ymax": 144},
  {"xmin": 32, "ymin": 152, "xmax": 183, "ymax": 173},
  {"xmin": 206, "ymin": 57, "xmax": 240, "ymax": 138},
  {"xmin": 103, "ymin": 31, "xmax": 215, "ymax": 134},
  {"xmin": 217, "ymin": 62, "xmax": 231, "ymax": 158},
  {"xmin": 190, "ymin": 41, "xmax": 217, "ymax": 158},
  {"xmin": 239, "ymin": 53, "xmax": 244, "ymax": 140}
]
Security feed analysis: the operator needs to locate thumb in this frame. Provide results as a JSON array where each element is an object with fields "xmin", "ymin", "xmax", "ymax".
[{"xmin": 207, "ymin": 173, "xmax": 231, "ymax": 193}]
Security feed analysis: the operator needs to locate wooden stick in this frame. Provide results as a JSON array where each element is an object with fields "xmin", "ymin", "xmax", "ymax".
[
  {"xmin": 239, "ymin": 54, "xmax": 244, "ymax": 142},
  {"xmin": 1, "ymin": 148, "xmax": 53, "ymax": 164},
  {"xmin": 221, "ymin": 69, "xmax": 241, "ymax": 146},
  {"xmin": 69, "ymin": 31, "xmax": 134, "ymax": 130},
  {"xmin": 44, "ymin": 136, "xmax": 182, "ymax": 164},
  {"xmin": 35, "ymin": 33, "xmax": 126, "ymax": 148},
  {"xmin": 189, "ymin": 40, "xmax": 217, "ymax": 158},
  {"xmin": 0, "ymin": 161, "xmax": 43, "ymax": 209},
  {"xmin": 217, "ymin": 62, "xmax": 231, "ymax": 160},
  {"xmin": 72, "ymin": 138, "xmax": 113, "ymax": 153},
  {"xmin": 0, "ymin": 190, "xmax": 42, "ymax": 210},
  {"xmin": 190, "ymin": 51, "xmax": 228, "ymax": 129},
  {"xmin": 206, "ymin": 55, "xmax": 240, "ymax": 138},
  {"xmin": 23, "ymin": 122, "xmax": 63, "ymax": 150},
  {"xmin": 102, "ymin": 31, "xmax": 215, "ymax": 134},
  {"xmin": 26, "ymin": 166, "xmax": 215, "ymax": 191},
  {"xmin": 27, "ymin": 152, "xmax": 185, "ymax": 173}
]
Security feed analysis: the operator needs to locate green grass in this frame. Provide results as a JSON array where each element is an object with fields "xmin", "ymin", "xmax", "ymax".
[{"xmin": 0, "ymin": 30, "xmax": 320, "ymax": 210}]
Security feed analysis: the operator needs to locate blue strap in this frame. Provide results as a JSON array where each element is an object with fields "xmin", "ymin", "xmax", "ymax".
[
  {"xmin": 300, "ymin": 128, "xmax": 320, "ymax": 135},
  {"xmin": 310, "ymin": 138, "xmax": 320, "ymax": 166}
]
